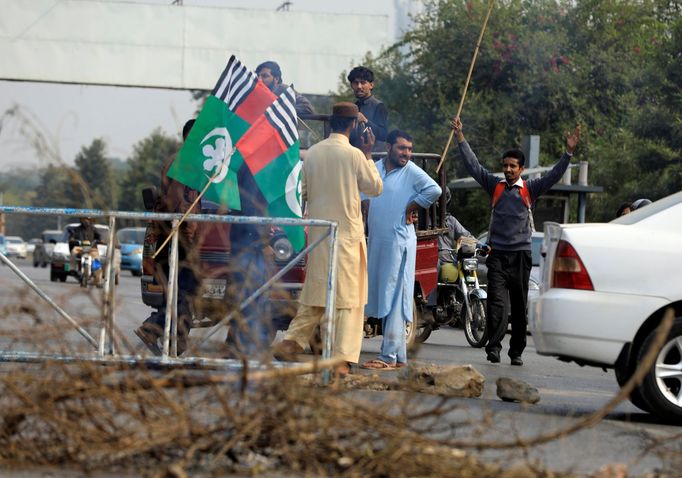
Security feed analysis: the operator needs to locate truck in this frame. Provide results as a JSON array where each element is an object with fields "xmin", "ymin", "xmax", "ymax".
[{"xmin": 140, "ymin": 116, "xmax": 448, "ymax": 347}]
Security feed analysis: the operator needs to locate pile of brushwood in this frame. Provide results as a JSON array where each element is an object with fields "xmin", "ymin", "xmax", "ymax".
[{"xmin": 0, "ymin": 360, "xmax": 566, "ymax": 477}]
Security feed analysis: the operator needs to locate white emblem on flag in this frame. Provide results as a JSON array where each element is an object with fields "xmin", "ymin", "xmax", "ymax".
[
  {"xmin": 200, "ymin": 127, "xmax": 234, "ymax": 183},
  {"xmin": 285, "ymin": 161, "xmax": 303, "ymax": 217}
]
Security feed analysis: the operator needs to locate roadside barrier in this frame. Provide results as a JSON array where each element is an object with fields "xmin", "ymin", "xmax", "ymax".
[{"xmin": 0, "ymin": 206, "xmax": 339, "ymax": 381}]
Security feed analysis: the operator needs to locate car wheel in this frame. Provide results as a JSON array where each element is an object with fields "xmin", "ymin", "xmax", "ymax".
[
  {"xmin": 58, "ymin": 273, "xmax": 67, "ymax": 282},
  {"xmin": 615, "ymin": 359, "xmax": 651, "ymax": 413},
  {"xmin": 637, "ymin": 316, "xmax": 682, "ymax": 422},
  {"xmin": 132, "ymin": 270, "xmax": 142, "ymax": 277},
  {"xmin": 50, "ymin": 269, "xmax": 57, "ymax": 282}
]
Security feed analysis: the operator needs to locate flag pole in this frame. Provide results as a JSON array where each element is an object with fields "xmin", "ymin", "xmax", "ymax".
[
  {"xmin": 152, "ymin": 147, "xmax": 235, "ymax": 259},
  {"xmin": 436, "ymin": 0, "xmax": 495, "ymax": 174}
]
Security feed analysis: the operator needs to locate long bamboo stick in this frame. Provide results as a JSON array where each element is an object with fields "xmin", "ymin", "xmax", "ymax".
[{"xmin": 436, "ymin": 0, "xmax": 496, "ymax": 173}]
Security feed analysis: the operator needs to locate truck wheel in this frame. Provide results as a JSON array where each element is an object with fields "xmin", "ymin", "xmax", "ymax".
[
  {"xmin": 407, "ymin": 298, "xmax": 431, "ymax": 350},
  {"xmin": 50, "ymin": 269, "xmax": 57, "ymax": 282},
  {"xmin": 58, "ymin": 273, "xmax": 67, "ymax": 282},
  {"xmin": 636, "ymin": 316, "xmax": 682, "ymax": 422}
]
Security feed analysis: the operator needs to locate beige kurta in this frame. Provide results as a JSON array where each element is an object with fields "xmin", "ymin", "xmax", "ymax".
[{"xmin": 299, "ymin": 133, "xmax": 383, "ymax": 308}]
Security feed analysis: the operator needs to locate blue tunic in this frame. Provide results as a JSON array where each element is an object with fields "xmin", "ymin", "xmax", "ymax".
[{"xmin": 364, "ymin": 160, "xmax": 441, "ymax": 324}]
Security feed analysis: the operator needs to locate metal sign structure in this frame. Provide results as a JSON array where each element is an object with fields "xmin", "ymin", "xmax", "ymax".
[{"xmin": 0, "ymin": 206, "xmax": 339, "ymax": 381}]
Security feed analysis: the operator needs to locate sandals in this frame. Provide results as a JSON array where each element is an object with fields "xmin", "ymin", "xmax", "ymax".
[{"xmin": 360, "ymin": 359, "xmax": 406, "ymax": 370}]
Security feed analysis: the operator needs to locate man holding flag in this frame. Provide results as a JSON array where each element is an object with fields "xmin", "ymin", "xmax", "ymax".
[{"xmin": 166, "ymin": 55, "xmax": 305, "ymax": 357}]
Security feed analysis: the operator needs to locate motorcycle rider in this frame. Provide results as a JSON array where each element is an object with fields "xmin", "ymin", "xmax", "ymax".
[
  {"xmin": 68, "ymin": 217, "xmax": 103, "ymax": 282},
  {"xmin": 438, "ymin": 187, "xmax": 474, "ymax": 277}
]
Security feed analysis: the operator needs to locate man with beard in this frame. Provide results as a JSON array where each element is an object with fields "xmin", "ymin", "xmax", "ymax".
[
  {"xmin": 361, "ymin": 130, "xmax": 441, "ymax": 370},
  {"xmin": 256, "ymin": 60, "xmax": 314, "ymax": 116},
  {"xmin": 274, "ymin": 102, "xmax": 382, "ymax": 377},
  {"xmin": 450, "ymin": 117, "xmax": 581, "ymax": 366}
]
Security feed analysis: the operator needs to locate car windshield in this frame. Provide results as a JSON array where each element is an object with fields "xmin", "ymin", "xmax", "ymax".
[
  {"xmin": 117, "ymin": 228, "xmax": 145, "ymax": 244},
  {"xmin": 43, "ymin": 232, "xmax": 62, "ymax": 243},
  {"xmin": 7, "ymin": 238, "xmax": 22, "ymax": 244}
]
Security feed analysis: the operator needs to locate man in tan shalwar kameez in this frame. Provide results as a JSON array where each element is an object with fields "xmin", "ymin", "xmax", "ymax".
[{"xmin": 275, "ymin": 102, "xmax": 383, "ymax": 375}]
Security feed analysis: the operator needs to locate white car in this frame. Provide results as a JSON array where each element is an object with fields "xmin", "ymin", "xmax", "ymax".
[
  {"xmin": 529, "ymin": 192, "xmax": 682, "ymax": 421},
  {"xmin": 5, "ymin": 236, "xmax": 27, "ymax": 259}
]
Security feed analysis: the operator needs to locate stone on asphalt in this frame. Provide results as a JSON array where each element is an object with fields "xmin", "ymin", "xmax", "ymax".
[
  {"xmin": 403, "ymin": 364, "xmax": 485, "ymax": 397},
  {"xmin": 495, "ymin": 377, "xmax": 540, "ymax": 404}
]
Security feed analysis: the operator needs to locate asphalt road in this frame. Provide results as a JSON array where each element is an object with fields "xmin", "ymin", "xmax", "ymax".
[{"xmin": 1, "ymin": 256, "xmax": 680, "ymax": 476}]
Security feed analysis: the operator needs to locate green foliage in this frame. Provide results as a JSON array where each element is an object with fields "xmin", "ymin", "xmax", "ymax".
[
  {"xmin": 73, "ymin": 138, "xmax": 118, "ymax": 210},
  {"xmin": 349, "ymin": 0, "xmax": 682, "ymax": 229},
  {"xmin": 117, "ymin": 129, "xmax": 182, "ymax": 211}
]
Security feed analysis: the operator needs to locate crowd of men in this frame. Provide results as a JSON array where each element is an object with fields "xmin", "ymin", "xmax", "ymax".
[{"xmin": 135, "ymin": 60, "xmax": 582, "ymax": 377}]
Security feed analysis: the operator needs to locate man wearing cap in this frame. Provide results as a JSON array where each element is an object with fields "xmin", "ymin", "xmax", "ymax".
[
  {"xmin": 274, "ymin": 102, "xmax": 383, "ymax": 376},
  {"xmin": 256, "ymin": 60, "xmax": 314, "ymax": 116}
]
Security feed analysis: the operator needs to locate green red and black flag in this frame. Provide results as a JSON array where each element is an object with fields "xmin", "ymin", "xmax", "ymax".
[
  {"xmin": 236, "ymin": 86, "xmax": 304, "ymax": 251},
  {"xmin": 167, "ymin": 55, "xmax": 276, "ymax": 210}
]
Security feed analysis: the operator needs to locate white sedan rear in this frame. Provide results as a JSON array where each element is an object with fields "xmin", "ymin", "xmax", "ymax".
[{"xmin": 529, "ymin": 192, "xmax": 682, "ymax": 421}]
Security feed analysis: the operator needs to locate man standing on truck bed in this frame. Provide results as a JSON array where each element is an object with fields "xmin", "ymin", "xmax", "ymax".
[
  {"xmin": 348, "ymin": 66, "xmax": 389, "ymax": 151},
  {"xmin": 450, "ymin": 117, "xmax": 581, "ymax": 366},
  {"xmin": 360, "ymin": 130, "xmax": 441, "ymax": 370},
  {"xmin": 256, "ymin": 60, "xmax": 314, "ymax": 117},
  {"xmin": 274, "ymin": 102, "xmax": 383, "ymax": 377}
]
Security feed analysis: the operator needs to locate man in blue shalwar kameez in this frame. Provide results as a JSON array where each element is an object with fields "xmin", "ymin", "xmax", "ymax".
[{"xmin": 361, "ymin": 130, "xmax": 441, "ymax": 370}]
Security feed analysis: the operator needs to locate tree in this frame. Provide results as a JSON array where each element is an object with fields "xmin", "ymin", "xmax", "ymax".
[
  {"xmin": 73, "ymin": 138, "xmax": 117, "ymax": 210},
  {"xmin": 348, "ymin": 0, "xmax": 682, "ymax": 229},
  {"xmin": 118, "ymin": 129, "xmax": 182, "ymax": 211}
]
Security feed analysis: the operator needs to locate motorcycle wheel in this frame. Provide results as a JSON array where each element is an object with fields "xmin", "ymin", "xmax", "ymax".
[
  {"xmin": 464, "ymin": 296, "xmax": 488, "ymax": 348},
  {"xmin": 81, "ymin": 263, "xmax": 90, "ymax": 288}
]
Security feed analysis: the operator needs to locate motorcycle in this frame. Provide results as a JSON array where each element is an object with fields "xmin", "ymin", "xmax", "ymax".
[
  {"xmin": 74, "ymin": 240, "xmax": 104, "ymax": 288},
  {"xmin": 423, "ymin": 237, "xmax": 489, "ymax": 348}
]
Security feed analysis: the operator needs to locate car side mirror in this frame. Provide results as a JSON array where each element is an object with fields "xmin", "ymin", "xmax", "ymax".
[{"xmin": 142, "ymin": 186, "xmax": 159, "ymax": 211}]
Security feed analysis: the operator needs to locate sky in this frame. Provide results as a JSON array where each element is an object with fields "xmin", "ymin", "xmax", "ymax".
[{"xmin": 0, "ymin": 0, "xmax": 416, "ymax": 171}]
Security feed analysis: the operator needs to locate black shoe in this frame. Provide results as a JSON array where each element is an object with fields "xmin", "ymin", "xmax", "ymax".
[
  {"xmin": 486, "ymin": 352, "xmax": 500, "ymax": 363},
  {"xmin": 510, "ymin": 356, "xmax": 524, "ymax": 366},
  {"xmin": 135, "ymin": 325, "xmax": 162, "ymax": 356}
]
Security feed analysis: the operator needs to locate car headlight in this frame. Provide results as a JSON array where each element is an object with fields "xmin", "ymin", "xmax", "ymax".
[
  {"xmin": 131, "ymin": 248, "xmax": 143, "ymax": 255},
  {"xmin": 528, "ymin": 278, "xmax": 540, "ymax": 290},
  {"xmin": 272, "ymin": 236, "xmax": 294, "ymax": 262}
]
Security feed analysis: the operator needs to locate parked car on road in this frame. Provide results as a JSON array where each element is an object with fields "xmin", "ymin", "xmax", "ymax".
[
  {"xmin": 33, "ymin": 229, "xmax": 63, "ymax": 268},
  {"xmin": 529, "ymin": 191, "xmax": 682, "ymax": 421},
  {"xmin": 5, "ymin": 236, "xmax": 27, "ymax": 259},
  {"xmin": 50, "ymin": 223, "xmax": 121, "ymax": 284},
  {"xmin": 117, "ymin": 227, "xmax": 145, "ymax": 276}
]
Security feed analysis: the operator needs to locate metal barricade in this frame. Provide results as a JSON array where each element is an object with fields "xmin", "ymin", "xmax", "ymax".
[{"xmin": 0, "ymin": 206, "xmax": 339, "ymax": 381}]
